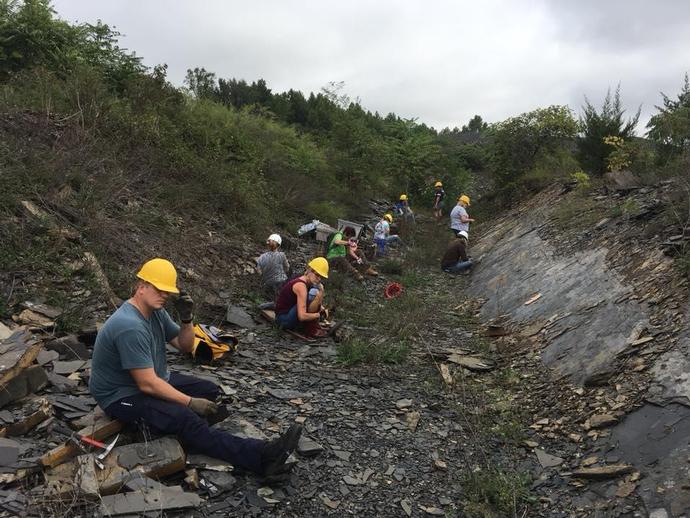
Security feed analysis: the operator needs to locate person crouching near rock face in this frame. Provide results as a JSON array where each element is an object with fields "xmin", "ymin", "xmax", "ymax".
[
  {"xmin": 89, "ymin": 258, "xmax": 302, "ymax": 477},
  {"xmin": 256, "ymin": 233, "xmax": 290, "ymax": 299},
  {"xmin": 441, "ymin": 231, "xmax": 473, "ymax": 274},
  {"xmin": 275, "ymin": 257, "xmax": 330, "ymax": 338},
  {"xmin": 326, "ymin": 226, "xmax": 378, "ymax": 281},
  {"xmin": 374, "ymin": 213, "xmax": 403, "ymax": 257}
]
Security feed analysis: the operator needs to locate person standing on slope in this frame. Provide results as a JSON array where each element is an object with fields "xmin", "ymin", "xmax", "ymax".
[
  {"xmin": 432, "ymin": 181, "xmax": 445, "ymax": 221},
  {"xmin": 450, "ymin": 194, "xmax": 474, "ymax": 238}
]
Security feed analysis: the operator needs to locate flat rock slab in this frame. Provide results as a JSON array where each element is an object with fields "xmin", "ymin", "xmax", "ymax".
[
  {"xmin": 0, "ymin": 438, "xmax": 19, "ymax": 466},
  {"xmin": 36, "ymin": 349, "xmax": 59, "ymax": 366},
  {"xmin": 46, "ymin": 437, "xmax": 185, "ymax": 496},
  {"xmin": 44, "ymin": 335, "xmax": 89, "ymax": 360},
  {"xmin": 535, "ymin": 448, "xmax": 564, "ymax": 468},
  {"xmin": 572, "ymin": 464, "xmax": 634, "ymax": 479},
  {"xmin": 0, "ymin": 330, "xmax": 43, "ymax": 386},
  {"xmin": 0, "ymin": 365, "xmax": 48, "ymax": 408},
  {"xmin": 446, "ymin": 354, "xmax": 494, "ymax": 372},
  {"xmin": 297, "ymin": 436, "xmax": 324, "ymax": 457},
  {"xmin": 52, "ymin": 360, "xmax": 90, "ymax": 375},
  {"xmin": 225, "ymin": 305, "xmax": 256, "ymax": 328},
  {"xmin": 588, "ymin": 413, "xmax": 618, "ymax": 429},
  {"xmin": 0, "ymin": 323, "xmax": 12, "ymax": 341},
  {"xmin": 608, "ymin": 403, "xmax": 690, "ymax": 513},
  {"xmin": 199, "ymin": 470, "xmax": 236, "ymax": 497},
  {"xmin": 100, "ymin": 485, "xmax": 201, "ymax": 516},
  {"xmin": 395, "ymin": 398, "xmax": 413, "ymax": 409},
  {"xmin": 267, "ymin": 388, "xmax": 313, "ymax": 400}
]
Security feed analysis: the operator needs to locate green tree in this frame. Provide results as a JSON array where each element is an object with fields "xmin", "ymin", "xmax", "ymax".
[
  {"xmin": 184, "ymin": 67, "xmax": 217, "ymax": 100},
  {"xmin": 462, "ymin": 114, "xmax": 488, "ymax": 134},
  {"xmin": 647, "ymin": 73, "xmax": 690, "ymax": 161},
  {"xmin": 576, "ymin": 86, "xmax": 640, "ymax": 175},
  {"xmin": 490, "ymin": 105, "xmax": 578, "ymax": 187},
  {"xmin": 0, "ymin": 0, "xmax": 142, "ymax": 83}
]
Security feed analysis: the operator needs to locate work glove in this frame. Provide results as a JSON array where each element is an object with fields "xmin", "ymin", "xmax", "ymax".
[
  {"xmin": 174, "ymin": 290, "xmax": 194, "ymax": 324},
  {"xmin": 188, "ymin": 397, "xmax": 218, "ymax": 416}
]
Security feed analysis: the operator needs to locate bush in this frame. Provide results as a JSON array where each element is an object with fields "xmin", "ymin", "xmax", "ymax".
[{"xmin": 577, "ymin": 86, "xmax": 640, "ymax": 175}]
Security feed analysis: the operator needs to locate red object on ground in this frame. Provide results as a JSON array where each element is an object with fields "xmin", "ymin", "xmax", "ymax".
[{"xmin": 384, "ymin": 282, "xmax": 403, "ymax": 299}]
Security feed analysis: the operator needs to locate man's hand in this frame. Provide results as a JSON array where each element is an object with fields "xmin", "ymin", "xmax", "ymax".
[
  {"xmin": 174, "ymin": 290, "xmax": 194, "ymax": 324},
  {"xmin": 188, "ymin": 397, "xmax": 218, "ymax": 416}
]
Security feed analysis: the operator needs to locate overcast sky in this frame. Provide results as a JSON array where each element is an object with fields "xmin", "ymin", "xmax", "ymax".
[{"xmin": 52, "ymin": 0, "xmax": 690, "ymax": 132}]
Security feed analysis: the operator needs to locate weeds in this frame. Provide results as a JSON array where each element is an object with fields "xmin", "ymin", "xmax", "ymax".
[
  {"xmin": 337, "ymin": 335, "xmax": 410, "ymax": 366},
  {"xmin": 376, "ymin": 259, "xmax": 403, "ymax": 275},
  {"xmin": 461, "ymin": 468, "xmax": 532, "ymax": 518},
  {"xmin": 549, "ymin": 195, "xmax": 605, "ymax": 231}
]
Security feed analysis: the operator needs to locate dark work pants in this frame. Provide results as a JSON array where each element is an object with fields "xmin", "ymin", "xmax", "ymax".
[{"xmin": 104, "ymin": 372, "xmax": 264, "ymax": 473}]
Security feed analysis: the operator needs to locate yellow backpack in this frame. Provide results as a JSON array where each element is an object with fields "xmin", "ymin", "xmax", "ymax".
[{"xmin": 192, "ymin": 324, "xmax": 238, "ymax": 363}]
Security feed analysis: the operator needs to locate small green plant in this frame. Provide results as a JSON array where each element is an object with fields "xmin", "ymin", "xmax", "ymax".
[
  {"xmin": 336, "ymin": 336, "xmax": 410, "ymax": 366},
  {"xmin": 607, "ymin": 204, "xmax": 623, "ymax": 218},
  {"xmin": 621, "ymin": 198, "xmax": 639, "ymax": 216},
  {"xmin": 461, "ymin": 468, "xmax": 532, "ymax": 517},
  {"xmin": 603, "ymin": 135, "xmax": 631, "ymax": 172},
  {"xmin": 376, "ymin": 259, "xmax": 403, "ymax": 275},
  {"xmin": 677, "ymin": 246, "xmax": 690, "ymax": 280},
  {"xmin": 570, "ymin": 170, "xmax": 591, "ymax": 191},
  {"xmin": 304, "ymin": 200, "xmax": 345, "ymax": 225}
]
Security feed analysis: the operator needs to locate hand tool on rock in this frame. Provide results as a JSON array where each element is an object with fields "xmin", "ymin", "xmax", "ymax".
[{"xmin": 54, "ymin": 423, "xmax": 119, "ymax": 469}]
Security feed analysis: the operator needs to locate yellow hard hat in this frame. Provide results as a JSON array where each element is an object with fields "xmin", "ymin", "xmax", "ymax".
[
  {"xmin": 136, "ymin": 258, "xmax": 179, "ymax": 293},
  {"xmin": 434, "ymin": 181, "xmax": 443, "ymax": 187},
  {"xmin": 399, "ymin": 194, "xmax": 408, "ymax": 201},
  {"xmin": 308, "ymin": 257, "xmax": 329, "ymax": 278},
  {"xmin": 459, "ymin": 194, "xmax": 471, "ymax": 206},
  {"xmin": 384, "ymin": 213, "xmax": 393, "ymax": 222}
]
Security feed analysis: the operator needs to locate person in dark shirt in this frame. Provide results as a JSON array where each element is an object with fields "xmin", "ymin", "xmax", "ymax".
[
  {"xmin": 432, "ymin": 181, "xmax": 445, "ymax": 221},
  {"xmin": 441, "ymin": 231, "xmax": 473, "ymax": 274}
]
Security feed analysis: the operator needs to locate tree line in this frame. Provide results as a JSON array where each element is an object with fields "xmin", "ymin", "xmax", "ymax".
[{"xmin": 1, "ymin": 0, "xmax": 689, "ymax": 229}]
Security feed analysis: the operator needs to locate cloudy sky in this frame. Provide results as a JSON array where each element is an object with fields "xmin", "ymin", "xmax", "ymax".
[{"xmin": 52, "ymin": 0, "xmax": 690, "ymax": 132}]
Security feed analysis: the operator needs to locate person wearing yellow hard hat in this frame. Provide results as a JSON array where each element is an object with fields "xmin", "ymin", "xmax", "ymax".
[
  {"xmin": 90, "ymin": 258, "xmax": 302, "ymax": 477},
  {"xmin": 394, "ymin": 194, "xmax": 416, "ymax": 224},
  {"xmin": 373, "ymin": 213, "xmax": 403, "ymax": 257},
  {"xmin": 256, "ymin": 233, "xmax": 290, "ymax": 299},
  {"xmin": 450, "ymin": 194, "xmax": 475, "ymax": 238},
  {"xmin": 432, "ymin": 181, "xmax": 446, "ymax": 221},
  {"xmin": 275, "ymin": 257, "xmax": 330, "ymax": 337}
]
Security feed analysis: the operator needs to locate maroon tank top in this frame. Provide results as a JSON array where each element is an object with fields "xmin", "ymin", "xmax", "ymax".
[{"xmin": 275, "ymin": 277, "xmax": 307, "ymax": 315}]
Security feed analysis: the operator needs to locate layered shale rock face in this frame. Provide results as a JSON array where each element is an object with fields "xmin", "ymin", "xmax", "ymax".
[{"xmin": 468, "ymin": 183, "xmax": 690, "ymax": 515}]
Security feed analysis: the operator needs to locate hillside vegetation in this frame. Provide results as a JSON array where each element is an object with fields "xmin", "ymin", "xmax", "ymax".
[{"xmin": 1, "ymin": 0, "xmax": 689, "ymax": 315}]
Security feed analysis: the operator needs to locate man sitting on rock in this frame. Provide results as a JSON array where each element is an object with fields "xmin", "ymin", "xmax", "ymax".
[
  {"xmin": 441, "ymin": 231, "xmax": 473, "ymax": 274},
  {"xmin": 89, "ymin": 258, "xmax": 301, "ymax": 476}
]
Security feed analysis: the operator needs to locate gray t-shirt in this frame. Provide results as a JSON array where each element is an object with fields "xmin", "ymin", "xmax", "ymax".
[
  {"xmin": 89, "ymin": 302, "xmax": 179, "ymax": 410},
  {"xmin": 256, "ymin": 251, "xmax": 289, "ymax": 285},
  {"xmin": 450, "ymin": 205, "xmax": 469, "ymax": 232}
]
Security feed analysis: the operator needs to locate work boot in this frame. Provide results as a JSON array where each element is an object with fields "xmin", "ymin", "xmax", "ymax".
[
  {"xmin": 259, "ymin": 424, "xmax": 302, "ymax": 476},
  {"xmin": 365, "ymin": 267, "xmax": 379, "ymax": 276},
  {"xmin": 206, "ymin": 403, "xmax": 231, "ymax": 426},
  {"xmin": 304, "ymin": 321, "xmax": 328, "ymax": 338}
]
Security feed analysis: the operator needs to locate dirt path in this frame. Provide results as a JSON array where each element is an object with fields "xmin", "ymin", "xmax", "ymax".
[{"xmin": 180, "ymin": 230, "xmax": 536, "ymax": 517}]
